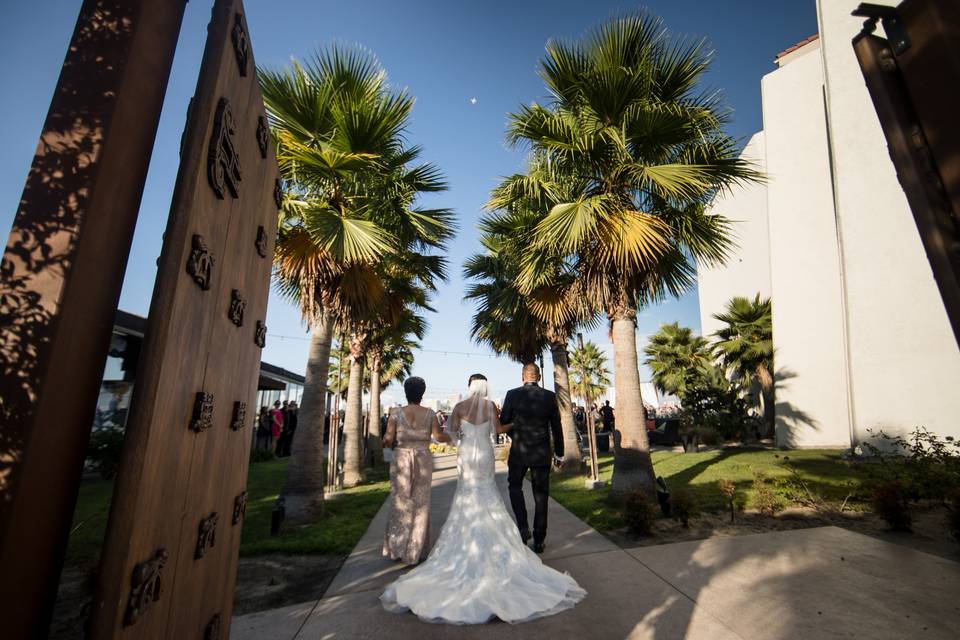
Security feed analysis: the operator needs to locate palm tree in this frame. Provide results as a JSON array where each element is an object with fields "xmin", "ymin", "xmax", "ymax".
[
  {"xmin": 364, "ymin": 310, "xmax": 424, "ymax": 464},
  {"xmin": 262, "ymin": 46, "xmax": 410, "ymax": 519},
  {"xmin": 569, "ymin": 340, "xmax": 611, "ymax": 406},
  {"xmin": 463, "ymin": 240, "xmax": 585, "ymax": 470},
  {"xmin": 643, "ymin": 322, "xmax": 712, "ymax": 400},
  {"xmin": 712, "ymin": 295, "xmax": 774, "ymax": 435},
  {"xmin": 506, "ymin": 13, "xmax": 761, "ymax": 497}
]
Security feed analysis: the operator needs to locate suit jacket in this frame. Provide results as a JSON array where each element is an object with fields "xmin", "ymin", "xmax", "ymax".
[{"xmin": 500, "ymin": 382, "xmax": 564, "ymax": 467}]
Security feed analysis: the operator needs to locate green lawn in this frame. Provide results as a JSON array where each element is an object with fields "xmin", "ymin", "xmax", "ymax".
[
  {"xmin": 65, "ymin": 458, "xmax": 391, "ymax": 568},
  {"xmin": 553, "ymin": 448, "xmax": 866, "ymax": 532}
]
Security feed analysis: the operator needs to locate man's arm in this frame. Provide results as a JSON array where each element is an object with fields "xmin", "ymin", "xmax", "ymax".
[
  {"xmin": 549, "ymin": 394, "xmax": 564, "ymax": 459},
  {"xmin": 499, "ymin": 390, "xmax": 515, "ymax": 426}
]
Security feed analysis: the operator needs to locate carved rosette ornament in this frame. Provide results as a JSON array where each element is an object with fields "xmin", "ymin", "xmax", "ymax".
[
  {"xmin": 230, "ymin": 401, "xmax": 247, "ymax": 431},
  {"xmin": 274, "ymin": 178, "xmax": 283, "ymax": 208},
  {"xmin": 190, "ymin": 392, "xmax": 215, "ymax": 433},
  {"xmin": 231, "ymin": 13, "xmax": 249, "ymax": 77},
  {"xmin": 123, "ymin": 548, "xmax": 169, "ymax": 627},
  {"xmin": 186, "ymin": 234, "xmax": 214, "ymax": 290},
  {"xmin": 195, "ymin": 512, "xmax": 219, "ymax": 559},
  {"xmin": 228, "ymin": 289, "xmax": 246, "ymax": 327},
  {"xmin": 232, "ymin": 491, "xmax": 248, "ymax": 525},
  {"xmin": 255, "ymin": 225, "xmax": 268, "ymax": 258},
  {"xmin": 254, "ymin": 321, "xmax": 267, "ymax": 348},
  {"xmin": 207, "ymin": 98, "xmax": 242, "ymax": 199},
  {"xmin": 205, "ymin": 613, "xmax": 222, "ymax": 640},
  {"xmin": 256, "ymin": 116, "xmax": 269, "ymax": 159}
]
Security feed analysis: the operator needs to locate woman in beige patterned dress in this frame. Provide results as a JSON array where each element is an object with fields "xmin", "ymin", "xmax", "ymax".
[{"xmin": 382, "ymin": 377, "xmax": 451, "ymax": 564}]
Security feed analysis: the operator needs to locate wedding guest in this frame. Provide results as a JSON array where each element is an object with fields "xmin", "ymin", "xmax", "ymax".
[
  {"xmin": 382, "ymin": 376, "xmax": 451, "ymax": 564},
  {"xmin": 279, "ymin": 401, "xmax": 298, "ymax": 457},
  {"xmin": 270, "ymin": 400, "xmax": 284, "ymax": 453},
  {"xmin": 600, "ymin": 400, "xmax": 615, "ymax": 433},
  {"xmin": 256, "ymin": 406, "xmax": 272, "ymax": 450}
]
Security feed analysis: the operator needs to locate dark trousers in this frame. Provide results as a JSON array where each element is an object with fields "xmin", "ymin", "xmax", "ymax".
[{"xmin": 507, "ymin": 461, "xmax": 550, "ymax": 543}]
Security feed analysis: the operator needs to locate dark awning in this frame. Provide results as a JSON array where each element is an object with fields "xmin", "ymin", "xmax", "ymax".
[{"xmin": 258, "ymin": 373, "xmax": 286, "ymax": 391}]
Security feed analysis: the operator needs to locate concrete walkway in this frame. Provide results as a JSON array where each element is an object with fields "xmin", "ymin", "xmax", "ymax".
[{"xmin": 232, "ymin": 455, "xmax": 960, "ymax": 639}]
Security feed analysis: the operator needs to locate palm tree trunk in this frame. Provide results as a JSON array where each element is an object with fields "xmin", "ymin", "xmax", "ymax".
[
  {"xmin": 757, "ymin": 364, "xmax": 775, "ymax": 438},
  {"xmin": 367, "ymin": 356, "xmax": 383, "ymax": 465},
  {"xmin": 281, "ymin": 311, "xmax": 333, "ymax": 520},
  {"xmin": 341, "ymin": 347, "xmax": 366, "ymax": 487},
  {"xmin": 609, "ymin": 313, "xmax": 656, "ymax": 500},
  {"xmin": 549, "ymin": 341, "xmax": 582, "ymax": 471}
]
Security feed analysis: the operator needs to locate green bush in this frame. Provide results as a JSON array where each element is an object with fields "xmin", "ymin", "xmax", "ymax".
[
  {"xmin": 751, "ymin": 471, "xmax": 786, "ymax": 516},
  {"xmin": 946, "ymin": 490, "xmax": 960, "ymax": 545},
  {"xmin": 861, "ymin": 427, "xmax": 960, "ymax": 502},
  {"xmin": 622, "ymin": 489, "xmax": 658, "ymax": 536},
  {"xmin": 85, "ymin": 427, "xmax": 125, "ymax": 479},
  {"xmin": 249, "ymin": 448, "xmax": 276, "ymax": 464},
  {"xmin": 872, "ymin": 480, "xmax": 912, "ymax": 532},
  {"xmin": 698, "ymin": 426, "xmax": 721, "ymax": 447},
  {"xmin": 670, "ymin": 489, "xmax": 700, "ymax": 528}
]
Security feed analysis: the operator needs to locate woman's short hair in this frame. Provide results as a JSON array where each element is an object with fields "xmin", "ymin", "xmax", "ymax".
[{"xmin": 404, "ymin": 376, "xmax": 426, "ymax": 403}]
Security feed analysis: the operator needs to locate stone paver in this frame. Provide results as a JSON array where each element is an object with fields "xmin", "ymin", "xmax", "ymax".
[{"xmin": 232, "ymin": 457, "xmax": 960, "ymax": 640}]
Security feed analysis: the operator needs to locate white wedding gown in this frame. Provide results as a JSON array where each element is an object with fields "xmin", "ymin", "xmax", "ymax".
[{"xmin": 380, "ymin": 418, "xmax": 586, "ymax": 624}]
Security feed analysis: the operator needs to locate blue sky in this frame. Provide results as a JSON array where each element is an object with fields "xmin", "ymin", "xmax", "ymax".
[{"xmin": 0, "ymin": 1, "xmax": 816, "ymax": 405}]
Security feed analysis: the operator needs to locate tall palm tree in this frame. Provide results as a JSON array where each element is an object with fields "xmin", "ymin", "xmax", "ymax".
[
  {"xmin": 262, "ymin": 46, "xmax": 410, "ymax": 519},
  {"xmin": 507, "ymin": 13, "xmax": 760, "ymax": 497},
  {"xmin": 364, "ymin": 310, "xmax": 425, "ymax": 464},
  {"xmin": 712, "ymin": 295, "xmax": 774, "ymax": 435},
  {"xmin": 569, "ymin": 340, "xmax": 611, "ymax": 406}
]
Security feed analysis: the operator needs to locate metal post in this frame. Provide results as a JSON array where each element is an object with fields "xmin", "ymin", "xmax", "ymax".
[{"xmin": 0, "ymin": 2, "xmax": 186, "ymax": 636}]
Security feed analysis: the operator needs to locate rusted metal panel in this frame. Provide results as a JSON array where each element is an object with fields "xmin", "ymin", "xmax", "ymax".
[{"xmin": 0, "ymin": 1, "xmax": 187, "ymax": 637}]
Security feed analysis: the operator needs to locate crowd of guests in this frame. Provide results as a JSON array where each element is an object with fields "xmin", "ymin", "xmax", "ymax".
[{"xmin": 255, "ymin": 400, "xmax": 299, "ymax": 457}]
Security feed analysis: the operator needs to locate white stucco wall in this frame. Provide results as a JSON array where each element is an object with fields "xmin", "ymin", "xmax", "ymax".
[
  {"xmin": 762, "ymin": 42, "xmax": 852, "ymax": 447},
  {"xmin": 817, "ymin": 0, "xmax": 960, "ymax": 444},
  {"xmin": 697, "ymin": 132, "xmax": 771, "ymax": 339}
]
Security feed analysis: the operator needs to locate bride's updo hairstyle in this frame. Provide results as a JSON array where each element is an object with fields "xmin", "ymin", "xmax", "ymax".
[
  {"xmin": 404, "ymin": 376, "xmax": 426, "ymax": 403},
  {"xmin": 467, "ymin": 373, "xmax": 488, "ymax": 398}
]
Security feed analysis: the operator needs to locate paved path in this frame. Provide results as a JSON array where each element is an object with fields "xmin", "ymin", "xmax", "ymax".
[{"xmin": 233, "ymin": 455, "xmax": 960, "ymax": 639}]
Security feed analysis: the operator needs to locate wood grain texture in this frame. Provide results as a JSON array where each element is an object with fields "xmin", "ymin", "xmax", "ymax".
[{"xmin": 87, "ymin": 1, "xmax": 277, "ymax": 637}]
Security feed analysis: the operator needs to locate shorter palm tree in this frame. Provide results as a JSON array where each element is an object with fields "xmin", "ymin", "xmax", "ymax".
[
  {"xmin": 712, "ymin": 295, "xmax": 774, "ymax": 436},
  {"xmin": 643, "ymin": 323, "xmax": 713, "ymax": 401},
  {"xmin": 569, "ymin": 340, "xmax": 611, "ymax": 406}
]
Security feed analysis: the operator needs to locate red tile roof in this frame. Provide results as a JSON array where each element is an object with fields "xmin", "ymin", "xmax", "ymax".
[{"xmin": 775, "ymin": 34, "xmax": 820, "ymax": 61}]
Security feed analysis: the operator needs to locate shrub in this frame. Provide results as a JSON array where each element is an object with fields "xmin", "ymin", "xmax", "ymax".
[
  {"xmin": 622, "ymin": 489, "xmax": 658, "ymax": 536},
  {"xmin": 947, "ymin": 490, "xmax": 960, "ymax": 545},
  {"xmin": 718, "ymin": 478, "xmax": 739, "ymax": 523},
  {"xmin": 861, "ymin": 427, "xmax": 960, "ymax": 502},
  {"xmin": 872, "ymin": 480, "xmax": 912, "ymax": 531},
  {"xmin": 249, "ymin": 448, "xmax": 276, "ymax": 464},
  {"xmin": 751, "ymin": 471, "xmax": 786, "ymax": 516},
  {"xmin": 670, "ymin": 489, "xmax": 700, "ymax": 528},
  {"xmin": 698, "ymin": 426, "xmax": 721, "ymax": 447},
  {"xmin": 86, "ymin": 427, "xmax": 125, "ymax": 479}
]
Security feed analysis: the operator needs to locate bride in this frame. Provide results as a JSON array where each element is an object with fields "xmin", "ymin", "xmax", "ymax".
[{"xmin": 380, "ymin": 374, "xmax": 586, "ymax": 624}]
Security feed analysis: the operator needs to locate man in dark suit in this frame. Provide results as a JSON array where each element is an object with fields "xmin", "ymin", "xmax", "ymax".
[{"xmin": 499, "ymin": 363, "xmax": 563, "ymax": 554}]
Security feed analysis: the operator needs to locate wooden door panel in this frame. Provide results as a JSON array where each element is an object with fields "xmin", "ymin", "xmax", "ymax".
[{"xmin": 88, "ymin": 1, "xmax": 277, "ymax": 637}]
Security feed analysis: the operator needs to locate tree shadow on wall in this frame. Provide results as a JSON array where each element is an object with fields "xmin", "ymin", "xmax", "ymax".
[{"xmin": 773, "ymin": 368, "xmax": 820, "ymax": 448}]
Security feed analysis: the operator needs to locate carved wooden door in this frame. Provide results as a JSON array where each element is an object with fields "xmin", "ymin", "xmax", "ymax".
[{"xmin": 87, "ymin": 0, "xmax": 277, "ymax": 637}]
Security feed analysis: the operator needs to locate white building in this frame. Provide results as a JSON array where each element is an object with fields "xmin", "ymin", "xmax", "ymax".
[{"xmin": 697, "ymin": 0, "xmax": 960, "ymax": 448}]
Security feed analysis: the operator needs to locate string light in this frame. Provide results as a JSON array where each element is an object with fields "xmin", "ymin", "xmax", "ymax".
[{"xmin": 266, "ymin": 333, "xmax": 505, "ymax": 359}]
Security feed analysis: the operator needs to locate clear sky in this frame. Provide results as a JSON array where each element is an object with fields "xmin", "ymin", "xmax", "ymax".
[{"xmin": 0, "ymin": 0, "xmax": 816, "ymax": 405}]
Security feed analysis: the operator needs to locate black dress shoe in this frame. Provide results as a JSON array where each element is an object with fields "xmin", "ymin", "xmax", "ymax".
[
  {"xmin": 532, "ymin": 541, "xmax": 545, "ymax": 554},
  {"xmin": 519, "ymin": 529, "xmax": 531, "ymax": 544}
]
